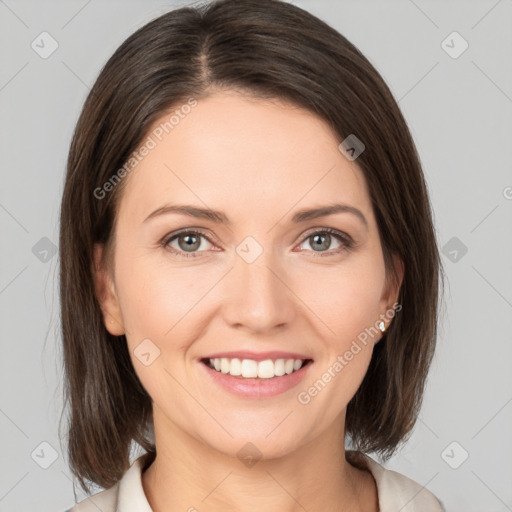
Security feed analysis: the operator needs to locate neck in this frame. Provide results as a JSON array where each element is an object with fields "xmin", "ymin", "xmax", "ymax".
[{"xmin": 141, "ymin": 409, "xmax": 378, "ymax": 512}]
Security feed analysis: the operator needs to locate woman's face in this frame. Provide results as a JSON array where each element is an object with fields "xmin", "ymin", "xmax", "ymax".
[{"xmin": 95, "ymin": 90, "xmax": 402, "ymax": 459}]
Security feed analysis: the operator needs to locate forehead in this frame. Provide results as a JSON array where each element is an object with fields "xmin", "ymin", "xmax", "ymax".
[{"xmin": 117, "ymin": 90, "xmax": 372, "ymax": 226}]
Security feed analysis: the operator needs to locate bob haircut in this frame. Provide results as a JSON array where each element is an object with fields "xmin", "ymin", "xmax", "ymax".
[{"xmin": 59, "ymin": 0, "xmax": 445, "ymax": 495}]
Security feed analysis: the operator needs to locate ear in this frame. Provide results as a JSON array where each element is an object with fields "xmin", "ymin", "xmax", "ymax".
[
  {"xmin": 92, "ymin": 243, "xmax": 125, "ymax": 336},
  {"xmin": 377, "ymin": 252, "xmax": 404, "ymax": 333}
]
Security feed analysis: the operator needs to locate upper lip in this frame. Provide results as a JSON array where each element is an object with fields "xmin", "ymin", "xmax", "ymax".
[{"xmin": 201, "ymin": 351, "xmax": 313, "ymax": 362}]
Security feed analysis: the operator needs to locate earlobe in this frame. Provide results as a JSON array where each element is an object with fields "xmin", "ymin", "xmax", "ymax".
[
  {"xmin": 92, "ymin": 243, "xmax": 125, "ymax": 336},
  {"xmin": 377, "ymin": 253, "xmax": 405, "ymax": 341}
]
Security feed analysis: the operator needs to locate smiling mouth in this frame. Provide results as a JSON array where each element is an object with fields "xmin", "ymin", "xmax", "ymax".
[{"xmin": 200, "ymin": 357, "xmax": 313, "ymax": 379}]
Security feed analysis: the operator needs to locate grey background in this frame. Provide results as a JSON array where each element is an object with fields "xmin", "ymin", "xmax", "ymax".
[{"xmin": 1, "ymin": 0, "xmax": 511, "ymax": 511}]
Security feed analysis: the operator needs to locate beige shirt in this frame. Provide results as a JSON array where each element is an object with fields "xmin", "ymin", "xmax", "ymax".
[{"xmin": 67, "ymin": 451, "xmax": 445, "ymax": 512}]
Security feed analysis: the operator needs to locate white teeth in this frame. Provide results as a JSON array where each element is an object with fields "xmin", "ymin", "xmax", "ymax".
[
  {"xmin": 241, "ymin": 359, "xmax": 258, "ymax": 378},
  {"xmin": 220, "ymin": 358, "xmax": 230, "ymax": 374},
  {"xmin": 229, "ymin": 358, "xmax": 241, "ymax": 375},
  {"xmin": 208, "ymin": 357, "xmax": 307, "ymax": 378},
  {"xmin": 274, "ymin": 359, "xmax": 285, "ymax": 376},
  {"xmin": 258, "ymin": 360, "xmax": 273, "ymax": 378}
]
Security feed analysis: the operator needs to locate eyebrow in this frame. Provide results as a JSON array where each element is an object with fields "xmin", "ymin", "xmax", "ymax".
[{"xmin": 143, "ymin": 202, "xmax": 368, "ymax": 230}]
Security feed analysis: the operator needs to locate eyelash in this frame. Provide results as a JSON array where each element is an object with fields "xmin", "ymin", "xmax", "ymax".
[{"xmin": 161, "ymin": 227, "xmax": 355, "ymax": 259}]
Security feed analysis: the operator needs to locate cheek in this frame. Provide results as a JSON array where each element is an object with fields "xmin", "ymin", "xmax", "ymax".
[
  {"xmin": 115, "ymin": 252, "xmax": 217, "ymax": 351},
  {"xmin": 291, "ymin": 254, "xmax": 384, "ymax": 396},
  {"xmin": 293, "ymin": 254, "xmax": 386, "ymax": 342},
  {"xmin": 114, "ymin": 257, "xmax": 206, "ymax": 401},
  {"xmin": 294, "ymin": 265, "xmax": 381, "ymax": 413}
]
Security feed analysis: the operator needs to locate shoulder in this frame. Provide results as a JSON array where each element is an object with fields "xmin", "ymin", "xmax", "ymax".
[
  {"xmin": 66, "ymin": 452, "xmax": 154, "ymax": 512},
  {"xmin": 66, "ymin": 484, "xmax": 118, "ymax": 512},
  {"xmin": 347, "ymin": 450, "xmax": 446, "ymax": 512}
]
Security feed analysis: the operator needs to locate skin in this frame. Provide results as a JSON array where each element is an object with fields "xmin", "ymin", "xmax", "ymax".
[{"xmin": 94, "ymin": 89, "xmax": 404, "ymax": 512}]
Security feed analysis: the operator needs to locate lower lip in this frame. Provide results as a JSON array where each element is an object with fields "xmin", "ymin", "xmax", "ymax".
[{"xmin": 198, "ymin": 359, "xmax": 313, "ymax": 398}]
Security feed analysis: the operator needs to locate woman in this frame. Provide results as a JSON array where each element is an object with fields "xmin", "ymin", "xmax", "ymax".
[{"xmin": 60, "ymin": 0, "xmax": 446, "ymax": 510}]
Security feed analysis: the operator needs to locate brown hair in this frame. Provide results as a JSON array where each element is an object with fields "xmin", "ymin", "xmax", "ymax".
[{"xmin": 59, "ymin": 0, "xmax": 445, "ymax": 495}]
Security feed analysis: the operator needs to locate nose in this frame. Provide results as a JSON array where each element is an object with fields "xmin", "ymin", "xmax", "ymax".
[{"xmin": 221, "ymin": 246, "xmax": 296, "ymax": 333}]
